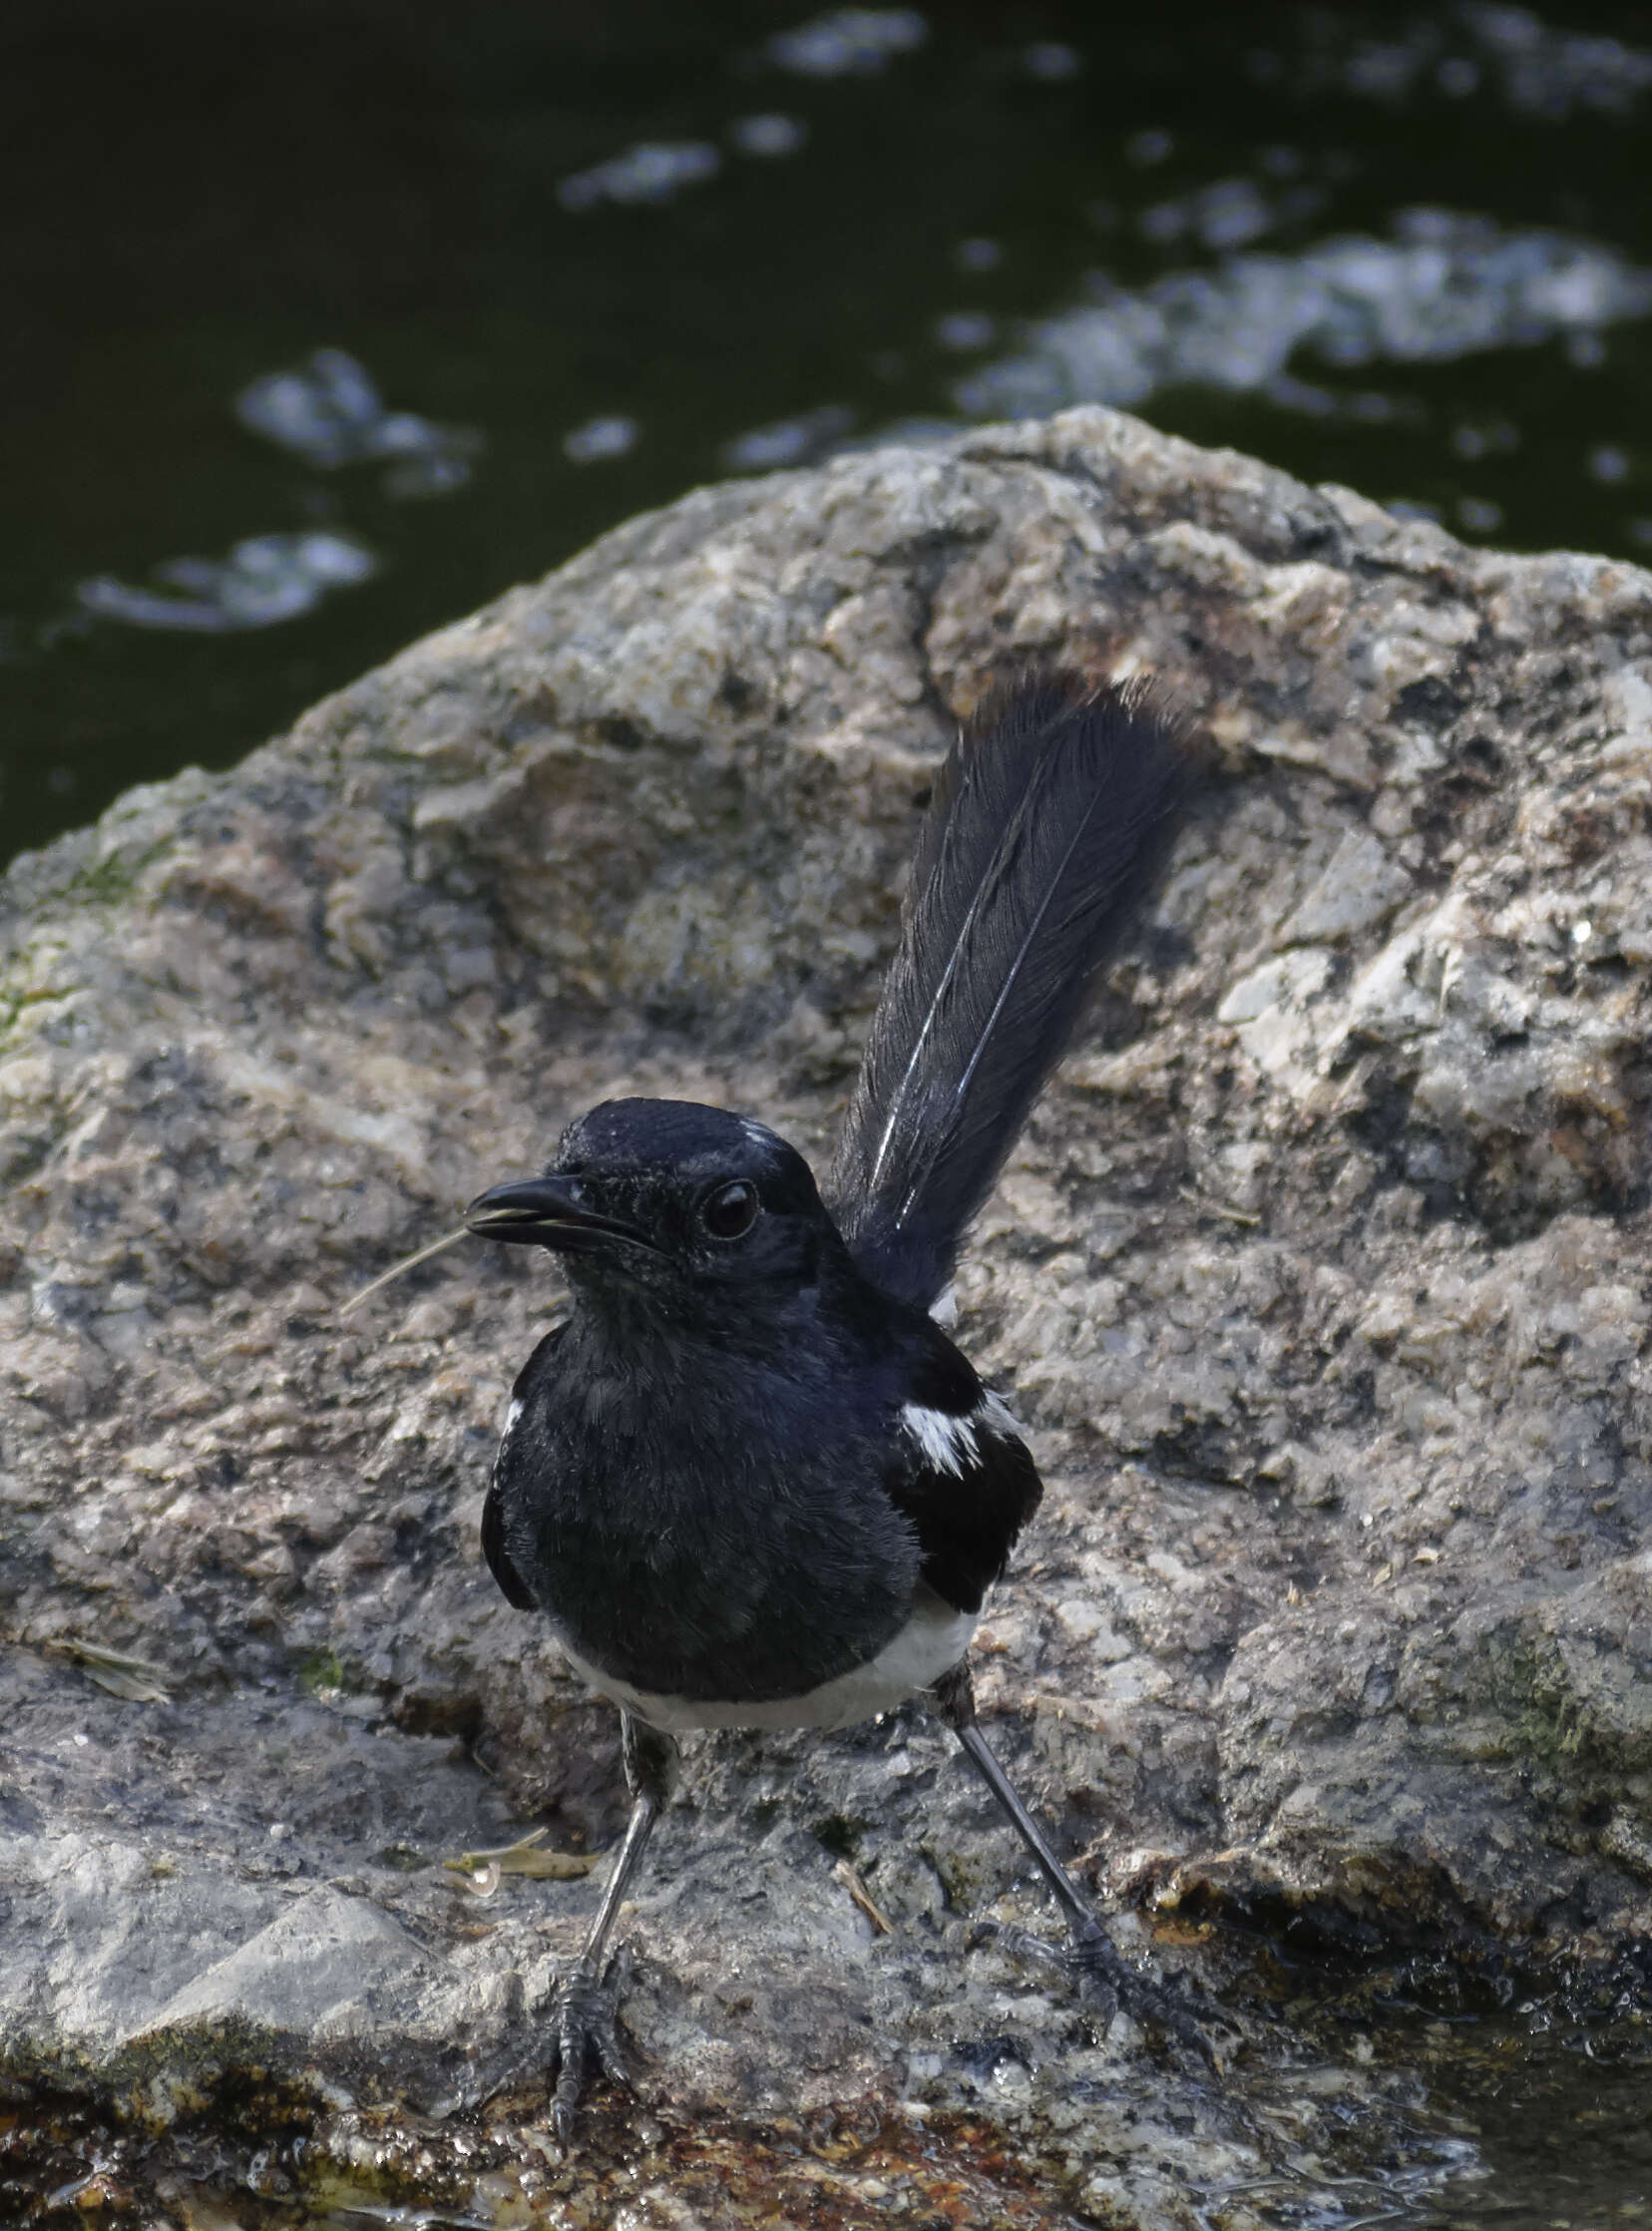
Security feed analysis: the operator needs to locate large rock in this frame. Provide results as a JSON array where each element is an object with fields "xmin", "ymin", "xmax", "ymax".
[{"xmin": 4, "ymin": 406, "xmax": 1651, "ymax": 2219}]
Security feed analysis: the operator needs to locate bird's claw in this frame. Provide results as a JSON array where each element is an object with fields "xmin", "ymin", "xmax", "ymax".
[
  {"xmin": 971, "ymin": 1917, "xmax": 1222, "ymax": 2069},
  {"xmin": 548, "ymin": 1941, "xmax": 634, "ymax": 2144}
]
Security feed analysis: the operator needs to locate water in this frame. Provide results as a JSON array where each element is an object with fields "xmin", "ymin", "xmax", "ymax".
[
  {"xmin": 1420, "ymin": 2040, "xmax": 1652, "ymax": 2230},
  {"xmin": 7, "ymin": 1999, "xmax": 1649, "ymax": 2227},
  {"xmin": 4, "ymin": 1, "xmax": 1652, "ymax": 863}
]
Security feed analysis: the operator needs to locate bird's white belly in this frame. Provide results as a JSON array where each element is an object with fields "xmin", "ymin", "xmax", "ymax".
[{"xmin": 556, "ymin": 1590, "xmax": 976, "ymax": 1733}]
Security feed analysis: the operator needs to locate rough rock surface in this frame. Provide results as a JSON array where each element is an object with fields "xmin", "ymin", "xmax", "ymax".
[{"xmin": 4, "ymin": 406, "xmax": 1652, "ymax": 2220}]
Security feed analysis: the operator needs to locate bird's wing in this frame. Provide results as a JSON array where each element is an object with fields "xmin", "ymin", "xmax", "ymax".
[
  {"xmin": 480, "ymin": 1324, "xmax": 568, "ymax": 1612},
  {"xmin": 481, "ymin": 1473, "xmax": 538, "ymax": 1609},
  {"xmin": 881, "ymin": 1337, "xmax": 1042, "ymax": 1615}
]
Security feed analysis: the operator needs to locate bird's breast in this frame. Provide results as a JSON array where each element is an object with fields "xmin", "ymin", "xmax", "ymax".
[{"xmin": 492, "ymin": 1343, "xmax": 926, "ymax": 1711}]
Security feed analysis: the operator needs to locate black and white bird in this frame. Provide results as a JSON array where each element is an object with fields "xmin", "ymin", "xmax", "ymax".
[{"xmin": 422, "ymin": 676, "xmax": 1201, "ymax": 2132}]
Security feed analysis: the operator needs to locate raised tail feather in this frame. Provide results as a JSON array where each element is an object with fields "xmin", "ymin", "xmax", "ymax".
[{"xmin": 828, "ymin": 675, "xmax": 1193, "ymax": 1310}]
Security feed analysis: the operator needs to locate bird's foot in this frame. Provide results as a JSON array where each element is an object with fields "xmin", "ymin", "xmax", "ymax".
[
  {"xmin": 972, "ymin": 1917, "xmax": 1222, "ymax": 2069},
  {"xmin": 537, "ymin": 1942, "xmax": 634, "ymax": 2144}
]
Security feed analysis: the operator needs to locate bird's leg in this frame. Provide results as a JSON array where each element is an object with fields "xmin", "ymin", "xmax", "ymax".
[
  {"xmin": 930, "ymin": 1661, "xmax": 1216, "ymax": 2064},
  {"xmin": 543, "ymin": 1712, "xmax": 677, "ymax": 2142}
]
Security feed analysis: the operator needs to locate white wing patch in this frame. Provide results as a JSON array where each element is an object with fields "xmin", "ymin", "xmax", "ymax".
[
  {"xmin": 901, "ymin": 1389, "xmax": 1024, "ymax": 1476},
  {"xmin": 901, "ymin": 1402, "xmax": 980, "ymax": 1477}
]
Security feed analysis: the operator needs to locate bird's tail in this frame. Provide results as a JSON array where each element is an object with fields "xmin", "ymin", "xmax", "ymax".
[{"xmin": 828, "ymin": 675, "xmax": 1193, "ymax": 1310}]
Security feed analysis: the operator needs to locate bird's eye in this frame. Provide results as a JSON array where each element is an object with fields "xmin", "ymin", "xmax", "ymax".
[{"xmin": 701, "ymin": 1179, "xmax": 760, "ymax": 1240}]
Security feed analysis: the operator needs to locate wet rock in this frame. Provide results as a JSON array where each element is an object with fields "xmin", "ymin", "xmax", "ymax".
[{"xmin": 4, "ymin": 404, "xmax": 1652, "ymax": 2218}]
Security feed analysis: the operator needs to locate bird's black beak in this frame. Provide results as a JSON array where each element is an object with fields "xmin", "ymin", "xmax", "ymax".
[{"xmin": 464, "ymin": 1174, "xmax": 655, "ymax": 1256}]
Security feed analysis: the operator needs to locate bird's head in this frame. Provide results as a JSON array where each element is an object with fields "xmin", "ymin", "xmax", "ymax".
[{"xmin": 465, "ymin": 1099, "xmax": 843, "ymax": 1329}]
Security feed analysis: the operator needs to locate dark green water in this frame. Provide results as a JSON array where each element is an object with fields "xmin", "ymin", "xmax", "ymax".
[
  {"xmin": 1419, "ymin": 2040, "xmax": 1652, "ymax": 2231},
  {"xmin": 5, "ymin": 0, "xmax": 1652, "ymax": 864}
]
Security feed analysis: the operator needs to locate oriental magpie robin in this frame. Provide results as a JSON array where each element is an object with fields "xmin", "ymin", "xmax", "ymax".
[{"xmin": 433, "ymin": 676, "xmax": 1202, "ymax": 2133}]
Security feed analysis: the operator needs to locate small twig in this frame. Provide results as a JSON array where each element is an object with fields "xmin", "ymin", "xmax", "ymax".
[
  {"xmin": 833, "ymin": 1859, "xmax": 893, "ymax": 1936},
  {"xmin": 47, "ymin": 1640, "xmax": 173, "ymax": 1703},
  {"xmin": 1177, "ymin": 1185, "xmax": 1261, "ymax": 1228},
  {"xmin": 443, "ymin": 1827, "xmax": 594, "ymax": 1898},
  {"xmin": 337, "ymin": 1226, "xmax": 471, "ymax": 1318}
]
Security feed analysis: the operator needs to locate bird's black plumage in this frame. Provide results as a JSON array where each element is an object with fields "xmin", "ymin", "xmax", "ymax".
[
  {"xmin": 441, "ymin": 674, "xmax": 1202, "ymax": 2130},
  {"xmin": 480, "ymin": 1372, "xmax": 542, "ymax": 1611},
  {"xmin": 476, "ymin": 1098, "xmax": 1040, "ymax": 1708}
]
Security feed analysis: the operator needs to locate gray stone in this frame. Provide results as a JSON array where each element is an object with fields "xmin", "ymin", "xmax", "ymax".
[{"xmin": 4, "ymin": 404, "xmax": 1652, "ymax": 2219}]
